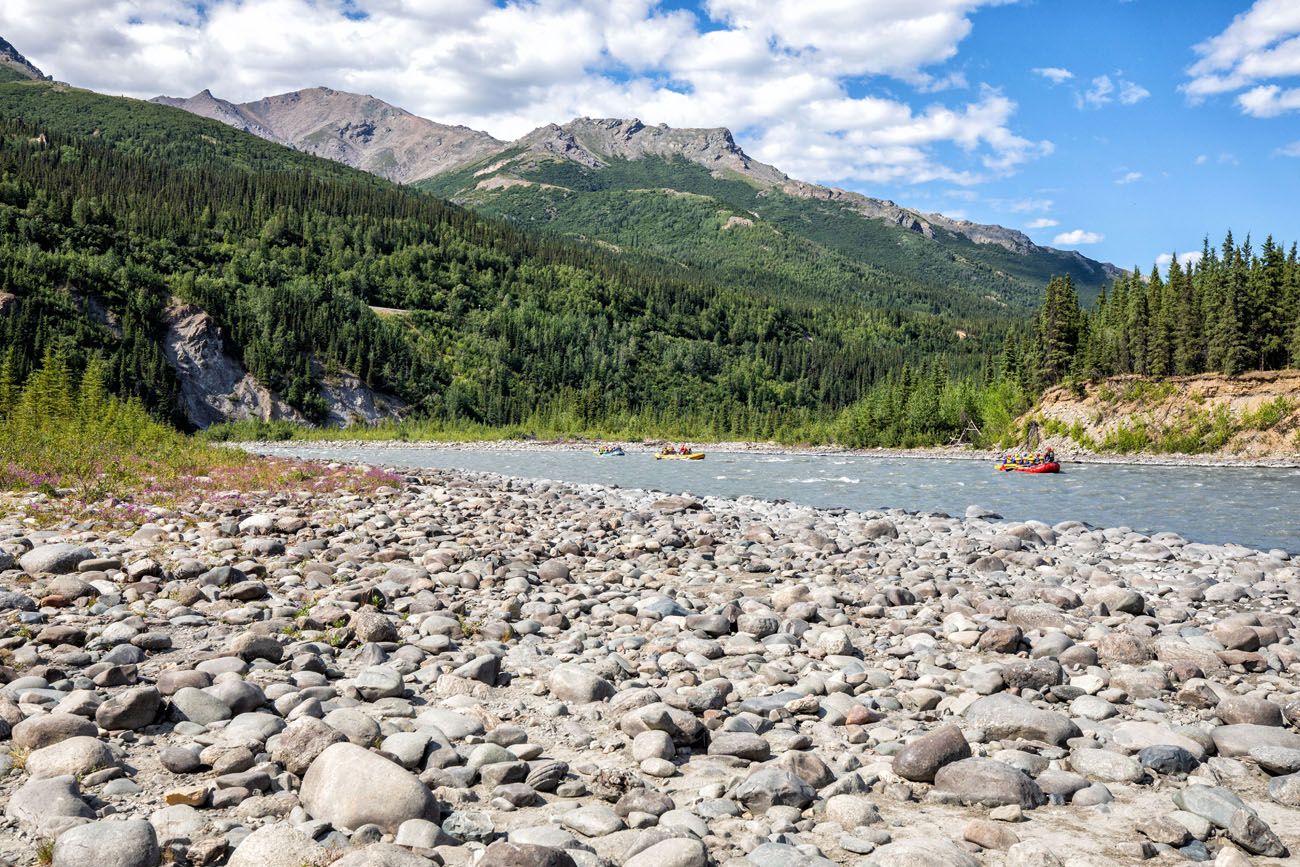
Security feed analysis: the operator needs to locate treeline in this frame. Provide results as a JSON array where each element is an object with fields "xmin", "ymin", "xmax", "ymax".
[
  {"xmin": 1025, "ymin": 233, "xmax": 1300, "ymax": 387},
  {"xmin": 0, "ymin": 83, "xmax": 1003, "ymax": 441}
]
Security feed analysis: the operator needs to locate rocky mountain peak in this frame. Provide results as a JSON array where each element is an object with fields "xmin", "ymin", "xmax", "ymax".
[
  {"xmin": 153, "ymin": 86, "xmax": 505, "ymax": 184},
  {"xmin": 0, "ymin": 36, "xmax": 48, "ymax": 81}
]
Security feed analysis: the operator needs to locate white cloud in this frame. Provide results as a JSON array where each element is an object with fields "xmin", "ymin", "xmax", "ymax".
[
  {"xmin": 1053, "ymin": 229, "xmax": 1104, "ymax": 246},
  {"xmin": 1080, "ymin": 72, "xmax": 1149, "ymax": 108},
  {"xmin": 1195, "ymin": 153, "xmax": 1209, "ymax": 164},
  {"xmin": 1238, "ymin": 83, "xmax": 1300, "ymax": 116},
  {"xmin": 1155, "ymin": 251, "xmax": 1204, "ymax": 271},
  {"xmin": 1118, "ymin": 80, "xmax": 1150, "ymax": 104},
  {"xmin": 1033, "ymin": 66, "xmax": 1073, "ymax": 84},
  {"xmin": 1115, "ymin": 171, "xmax": 1142, "ymax": 185},
  {"xmin": 992, "ymin": 197, "xmax": 1054, "ymax": 213},
  {"xmin": 0, "ymin": 0, "xmax": 1045, "ymax": 188},
  {"xmin": 1026, "ymin": 218, "xmax": 1059, "ymax": 229},
  {"xmin": 1184, "ymin": 0, "xmax": 1300, "ymax": 115},
  {"xmin": 1278, "ymin": 140, "xmax": 1300, "ymax": 156}
]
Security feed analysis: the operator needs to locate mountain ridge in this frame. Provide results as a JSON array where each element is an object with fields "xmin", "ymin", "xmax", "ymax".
[
  {"xmin": 151, "ymin": 86, "xmax": 1117, "ymax": 274},
  {"xmin": 152, "ymin": 86, "xmax": 504, "ymax": 184},
  {"xmin": 0, "ymin": 36, "xmax": 46, "ymax": 82}
]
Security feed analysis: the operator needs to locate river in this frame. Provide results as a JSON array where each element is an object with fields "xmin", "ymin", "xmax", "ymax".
[{"xmin": 252, "ymin": 446, "xmax": 1300, "ymax": 553}]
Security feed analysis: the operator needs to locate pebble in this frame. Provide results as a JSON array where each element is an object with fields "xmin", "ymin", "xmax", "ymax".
[{"xmin": 0, "ymin": 464, "xmax": 1296, "ymax": 866}]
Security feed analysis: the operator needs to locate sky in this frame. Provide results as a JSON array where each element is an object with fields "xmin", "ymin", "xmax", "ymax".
[{"xmin": 2, "ymin": 0, "xmax": 1298, "ymax": 268}]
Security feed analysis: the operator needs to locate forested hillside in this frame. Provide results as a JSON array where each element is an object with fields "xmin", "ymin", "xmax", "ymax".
[
  {"xmin": 0, "ymin": 79, "xmax": 1007, "ymax": 441},
  {"xmin": 424, "ymin": 152, "xmax": 1118, "ymax": 313}
]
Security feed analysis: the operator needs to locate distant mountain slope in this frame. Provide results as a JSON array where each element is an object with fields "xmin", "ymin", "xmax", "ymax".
[
  {"xmin": 152, "ymin": 87, "xmax": 504, "ymax": 183},
  {"xmin": 2, "ymin": 77, "xmax": 1004, "ymax": 441},
  {"xmin": 153, "ymin": 90, "xmax": 1121, "ymax": 308},
  {"xmin": 424, "ymin": 118, "xmax": 1121, "ymax": 310},
  {"xmin": 0, "ymin": 36, "xmax": 46, "ymax": 82}
]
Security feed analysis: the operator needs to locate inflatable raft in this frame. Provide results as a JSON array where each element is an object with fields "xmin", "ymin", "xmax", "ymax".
[
  {"xmin": 997, "ymin": 461, "xmax": 1060, "ymax": 474},
  {"xmin": 655, "ymin": 452, "xmax": 705, "ymax": 460}
]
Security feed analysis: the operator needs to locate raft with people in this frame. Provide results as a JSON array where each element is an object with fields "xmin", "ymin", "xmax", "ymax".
[
  {"xmin": 593, "ymin": 445, "xmax": 625, "ymax": 456},
  {"xmin": 997, "ymin": 447, "xmax": 1060, "ymax": 474},
  {"xmin": 656, "ymin": 445, "xmax": 705, "ymax": 460}
]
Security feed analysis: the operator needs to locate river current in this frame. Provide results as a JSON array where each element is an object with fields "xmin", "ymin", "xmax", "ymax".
[{"xmin": 254, "ymin": 446, "xmax": 1300, "ymax": 553}]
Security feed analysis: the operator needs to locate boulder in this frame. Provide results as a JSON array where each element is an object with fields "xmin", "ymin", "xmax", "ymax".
[
  {"xmin": 933, "ymin": 758, "xmax": 1046, "ymax": 809},
  {"xmin": 52, "ymin": 819, "xmax": 160, "ymax": 867},
  {"xmin": 300, "ymin": 743, "xmax": 438, "ymax": 833},
  {"xmin": 893, "ymin": 725, "xmax": 971, "ymax": 782}
]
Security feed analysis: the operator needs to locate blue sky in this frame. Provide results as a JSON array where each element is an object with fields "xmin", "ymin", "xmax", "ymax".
[{"xmin": 2, "ymin": 0, "xmax": 1297, "ymax": 268}]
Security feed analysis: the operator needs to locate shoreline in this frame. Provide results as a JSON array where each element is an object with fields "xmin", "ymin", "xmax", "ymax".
[
  {"xmin": 234, "ymin": 437, "xmax": 1300, "ymax": 469},
  {"xmin": 2, "ymin": 460, "xmax": 1297, "ymax": 864}
]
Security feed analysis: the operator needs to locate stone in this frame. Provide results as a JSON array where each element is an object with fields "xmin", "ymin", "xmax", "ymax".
[
  {"xmin": 1268, "ymin": 771, "xmax": 1300, "ymax": 806},
  {"xmin": 892, "ymin": 724, "xmax": 971, "ymax": 782},
  {"xmin": 862, "ymin": 839, "xmax": 980, "ymax": 867},
  {"xmin": 1172, "ymin": 786, "xmax": 1250, "ymax": 829},
  {"xmin": 300, "ymin": 743, "xmax": 438, "ymax": 833},
  {"xmin": 331, "ymin": 843, "xmax": 438, "ymax": 867},
  {"xmin": 20, "ymin": 543, "xmax": 95, "ymax": 575},
  {"xmin": 1227, "ymin": 809, "xmax": 1286, "ymax": 857},
  {"xmin": 732, "ymin": 765, "xmax": 816, "ymax": 814},
  {"xmin": 964, "ymin": 818, "xmax": 1019, "ymax": 850},
  {"xmin": 25, "ymin": 736, "xmax": 116, "ymax": 779},
  {"xmin": 964, "ymin": 693, "xmax": 1079, "ymax": 746},
  {"xmin": 52, "ymin": 819, "xmax": 160, "ymax": 867},
  {"xmin": 354, "ymin": 665, "xmax": 404, "ymax": 700},
  {"xmin": 707, "ymin": 731, "xmax": 770, "ymax": 761},
  {"xmin": 1139, "ymin": 744, "xmax": 1200, "ymax": 775},
  {"xmin": 227, "ymin": 822, "xmax": 327, "ymax": 867},
  {"xmin": 169, "ymin": 687, "xmax": 232, "ymax": 725},
  {"xmin": 1069, "ymin": 748, "xmax": 1144, "ymax": 782},
  {"xmin": 624, "ymin": 838, "xmax": 707, "ymax": 867},
  {"xmin": 479, "ymin": 842, "xmax": 577, "ymax": 867},
  {"xmin": 548, "ymin": 664, "xmax": 615, "ymax": 703},
  {"xmin": 1218, "ymin": 695, "xmax": 1283, "ymax": 726},
  {"xmin": 562, "ymin": 804, "xmax": 625, "ymax": 837},
  {"xmin": 96, "ymin": 685, "xmax": 161, "ymax": 730},
  {"xmin": 1213, "ymin": 724, "xmax": 1300, "ymax": 757},
  {"xmin": 5, "ymin": 775, "xmax": 94, "ymax": 836},
  {"xmin": 12, "ymin": 712, "xmax": 97, "ymax": 750},
  {"xmin": 932, "ymin": 758, "xmax": 1046, "ymax": 809},
  {"xmin": 825, "ymin": 794, "xmax": 881, "ymax": 828}
]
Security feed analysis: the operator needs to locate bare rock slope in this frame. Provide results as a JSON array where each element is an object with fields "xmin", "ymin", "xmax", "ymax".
[
  {"xmin": 0, "ymin": 35, "xmax": 46, "ymax": 81},
  {"xmin": 152, "ymin": 87, "xmax": 504, "ymax": 184}
]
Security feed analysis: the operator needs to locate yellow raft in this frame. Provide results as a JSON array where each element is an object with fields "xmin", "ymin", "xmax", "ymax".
[{"xmin": 655, "ymin": 452, "xmax": 705, "ymax": 460}]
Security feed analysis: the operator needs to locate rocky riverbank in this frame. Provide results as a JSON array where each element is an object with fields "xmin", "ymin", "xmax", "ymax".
[{"xmin": 1, "ymin": 464, "xmax": 1299, "ymax": 866}]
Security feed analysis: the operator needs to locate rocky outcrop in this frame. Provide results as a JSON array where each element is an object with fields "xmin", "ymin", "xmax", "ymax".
[
  {"xmin": 0, "ymin": 36, "xmax": 48, "ymax": 81},
  {"xmin": 314, "ymin": 361, "xmax": 407, "ymax": 427},
  {"xmin": 160, "ymin": 301, "xmax": 304, "ymax": 429},
  {"xmin": 151, "ymin": 90, "xmax": 280, "ymax": 143},
  {"xmin": 513, "ymin": 117, "xmax": 788, "ymax": 185},
  {"xmin": 0, "ymin": 291, "xmax": 16, "ymax": 315},
  {"xmin": 1028, "ymin": 370, "xmax": 1300, "ymax": 460},
  {"xmin": 152, "ymin": 87, "xmax": 504, "ymax": 184}
]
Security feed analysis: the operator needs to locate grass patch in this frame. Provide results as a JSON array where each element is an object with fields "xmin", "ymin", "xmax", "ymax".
[{"xmin": 0, "ymin": 355, "xmax": 404, "ymax": 528}]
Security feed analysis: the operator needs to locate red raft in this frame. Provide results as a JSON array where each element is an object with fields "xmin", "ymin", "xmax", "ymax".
[{"xmin": 997, "ymin": 461, "xmax": 1060, "ymax": 474}]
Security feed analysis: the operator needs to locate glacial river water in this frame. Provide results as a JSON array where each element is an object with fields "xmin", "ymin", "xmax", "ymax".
[{"xmin": 255, "ymin": 446, "xmax": 1300, "ymax": 553}]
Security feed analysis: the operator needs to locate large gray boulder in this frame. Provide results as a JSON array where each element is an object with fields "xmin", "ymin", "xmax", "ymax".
[
  {"xmin": 269, "ymin": 717, "xmax": 346, "ymax": 776},
  {"xmin": 933, "ymin": 758, "xmax": 1046, "ymax": 809},
  {"xmin": 52, "ymin": 819, "xmax": 160, "ymax": 867},
  {"xmin": 301, "ymin": 743, "xmax": 438, "ymax": 833},
  {"xmin": 548, "ymin": 664, "xmax": 615, "ymax": 704},
  {"xmin": 25, "ymin": 736, "xmax": 117, "ymax": 780},
  {"xmin": 227, "ymin": 823, "xmax": 327, "ymax": 867},
  {"xmin": 893, "ymin": 724, "xmax": 971, "ymax": 782},
  {"xmin": 732, "ymin": 766, "xmax": 816, "ymax": 814},
  {"xmin": 964, "ymin": 693, "xmax": 1079, "ymax": 746},
  {"xmin": 20, "ymin": 543, "xmax": 95, "ymax": 575},
  {"xmin": 4, "ymin": 775, "xmax": 94, "ymax": 836}
]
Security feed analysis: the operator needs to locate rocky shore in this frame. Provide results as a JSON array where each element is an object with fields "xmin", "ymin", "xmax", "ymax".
[{"xmin": 1, "ymin": 464, "xmax": 1299, "ymax": 866}]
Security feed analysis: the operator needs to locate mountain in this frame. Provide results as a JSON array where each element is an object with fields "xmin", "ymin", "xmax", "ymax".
[
  {"xmin": 154, "ymin": 86, "xmax": 1119, "ymax": 308},
  {"xmin": 1, "ymin": 76, "xmax": 999, "ymax": 442},
  {"xmin": 0, "ymin": 36, "xmax": 46, "ymax": 82},
  {"xmin": 152, "ymin": 87, "xmax": 503, "ymax": 184}
]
